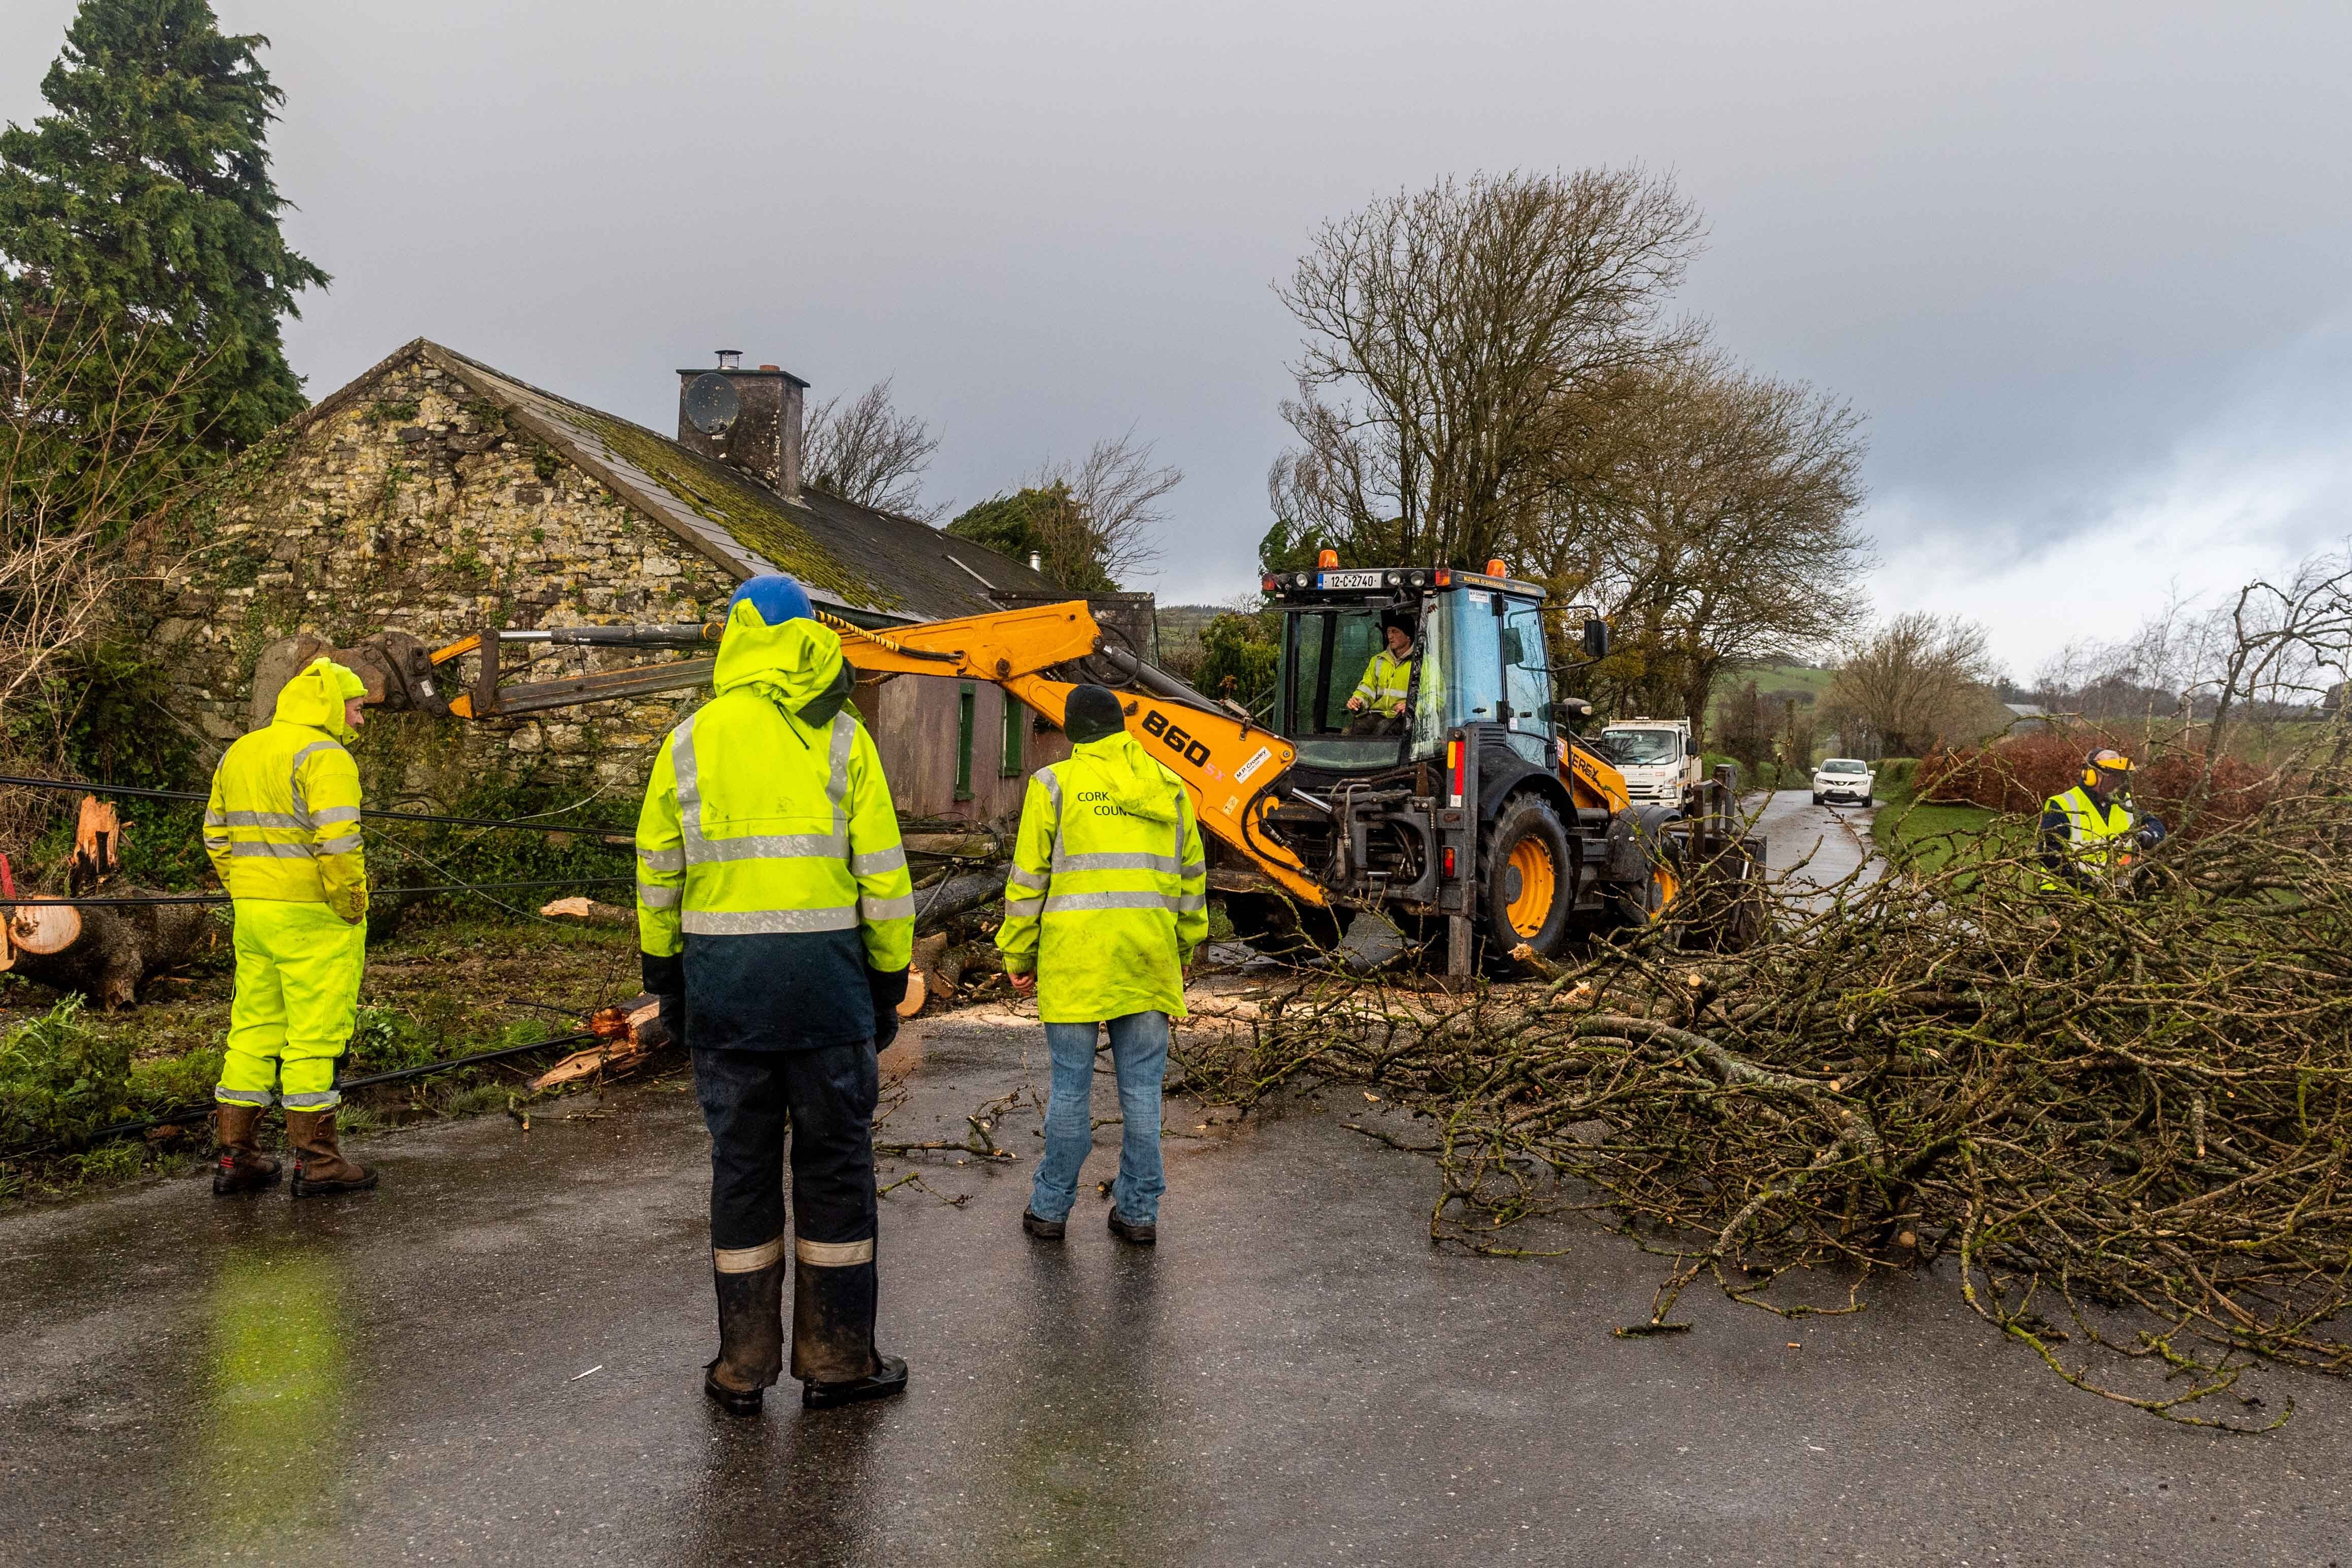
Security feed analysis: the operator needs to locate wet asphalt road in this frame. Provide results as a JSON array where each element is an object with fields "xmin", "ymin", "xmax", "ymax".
[
  {"xmin": 1747, "ymin": 789, "xmax": 1881, "ymax": 904},
  {"xmin": 8, "ymin": 1004, "xmax": 2352, "ymax": 1567}
]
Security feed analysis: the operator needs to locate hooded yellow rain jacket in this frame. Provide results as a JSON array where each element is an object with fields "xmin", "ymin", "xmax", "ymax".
[
  {"xmin": 207, "ymin": 658, "xmax": 371, "ymax": 1111},
  {"xmin": 997, "ymin": 730, "xmax": 1208, "ymax": 1023},
  {"xmin": 635, "ymin": 602, "xmax": 915, "ymax": 1050}
]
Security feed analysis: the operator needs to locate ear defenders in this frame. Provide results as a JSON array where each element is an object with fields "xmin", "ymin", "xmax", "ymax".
[{"xmin": 2082, "ymin": 748, "xmax": 2133, "ymax": 791}]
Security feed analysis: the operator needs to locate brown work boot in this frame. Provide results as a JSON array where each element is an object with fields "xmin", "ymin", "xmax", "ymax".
[
  {"xmin": 285, "ymin": 1108, "xmax": 379, "ymax": 1197},
  {"xmin": 211, "ymin": 1104, "xmax": 281, "ymax": 1195}
]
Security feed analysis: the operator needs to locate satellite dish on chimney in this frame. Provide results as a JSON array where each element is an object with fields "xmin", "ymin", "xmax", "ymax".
[{"xmin": 683, "ymin": 372, "xmax": 742, "ymax": 438}]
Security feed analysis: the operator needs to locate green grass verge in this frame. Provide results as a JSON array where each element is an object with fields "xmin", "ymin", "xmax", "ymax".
[{"xmin": 0, "ymin": 913, "xmax": 642, "ymax": 1205}]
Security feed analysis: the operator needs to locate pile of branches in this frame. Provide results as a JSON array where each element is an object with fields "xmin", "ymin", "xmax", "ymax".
[{"xmin": 1181, "ymin": 735, "xmax": 2352, "ymax": 1428}]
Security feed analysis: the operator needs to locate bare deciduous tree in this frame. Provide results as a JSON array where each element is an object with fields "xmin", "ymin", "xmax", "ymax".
[
  {"xmin": 2, "ymin": 301, "xmax": 204, "ymax": 846},
  {"xmin": 1269, "ymin": 167, "xmax": 1704, "ymax": 571},
  {"xmin": 943, "ymin": 429, "xmax": 1182, "ymax": 591},
  {"xmin": 1824, "ymin": 612, "xmax": 2007, "ymax": 758},
  {"xmin": 1043, "ymin": 428, "xmax": 1178, "ymax": 586},
  {"xmin": 1549, "ymin": 349, "xmax": 1873, "ymax": 736},
  {"xmin": 801, "ymin": 377, "xmax": 943, "ymax": 520}
]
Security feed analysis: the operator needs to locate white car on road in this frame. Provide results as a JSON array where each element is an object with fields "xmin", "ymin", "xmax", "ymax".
[{"xmin": 1811, "ymin": 757, "xmax": 1875, "ymax": 807}]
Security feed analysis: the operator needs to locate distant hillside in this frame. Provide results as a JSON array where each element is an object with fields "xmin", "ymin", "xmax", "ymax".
[
  {"xmin": 1154, "ymin": 602, "xmax": 1242, "ymax": 670},
  {"xmin": 1707, "ymin": 661, "xmax": 1832, "ymax": 724}
]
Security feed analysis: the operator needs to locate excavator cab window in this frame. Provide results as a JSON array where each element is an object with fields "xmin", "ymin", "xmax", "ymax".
[{"xmin": 1281, "ymin": 607, "xmax": 1399, "ymax": 769}]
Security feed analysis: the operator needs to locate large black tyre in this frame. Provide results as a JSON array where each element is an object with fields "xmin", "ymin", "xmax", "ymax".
[
  {"xmin": 1608, "ymin": 825, "xmax": 1687, "ymax": 943},
  {"xmin": 1481, "ymin": 796, "xmax": 1576, "ymax": 959}
]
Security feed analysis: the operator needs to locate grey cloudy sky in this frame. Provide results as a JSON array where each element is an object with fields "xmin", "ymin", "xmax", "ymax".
[{"xmin": 7, "ymin": 1, "xmax": 2348, "ymax": 672}]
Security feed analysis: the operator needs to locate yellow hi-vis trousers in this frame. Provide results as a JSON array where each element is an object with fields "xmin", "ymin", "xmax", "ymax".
[{"xmin": 215, "ymin": 900, "xmax": 366, "ymax": 1111}]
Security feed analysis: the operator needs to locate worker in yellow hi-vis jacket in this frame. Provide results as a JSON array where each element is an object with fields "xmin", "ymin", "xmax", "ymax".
[
  {"xmin": 636, "ymin": 574, "xmax": 916, "ymax": 1416},
  {"xmin": 998, "ymin": 684, "xmax": 1208, "ymax": 1247},
  {"xmin": 203, "ymin": 656, "xmax": 376, "ymax": 1199}
]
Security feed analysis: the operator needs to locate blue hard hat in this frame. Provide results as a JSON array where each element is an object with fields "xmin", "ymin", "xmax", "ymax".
[{"xmin": 726, "ymin": 573, "xmax": 814, "ymax": 626}]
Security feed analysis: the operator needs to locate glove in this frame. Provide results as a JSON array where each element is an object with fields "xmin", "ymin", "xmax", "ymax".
[
  {"xmin": 2135, "ymin": 817, "xmax": 2168, "ymax": 849},
  {"xmin": 641, "ymin": 951, "xmax": 685, "ymax": 1050},
  {"xmin": 867, "ymin": 965, "xmax": 910, "ymax": 1051}
]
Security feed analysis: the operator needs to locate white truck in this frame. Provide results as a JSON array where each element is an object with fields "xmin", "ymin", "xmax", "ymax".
[{"xmin": 1596, "ymin": 716, "xmax": 1704, "ymax": 807}]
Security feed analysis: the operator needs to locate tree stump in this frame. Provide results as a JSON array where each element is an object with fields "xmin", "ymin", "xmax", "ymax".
[{"xmin": 7, "ymin": 895, "xmax": 221, "ymax": 1010}]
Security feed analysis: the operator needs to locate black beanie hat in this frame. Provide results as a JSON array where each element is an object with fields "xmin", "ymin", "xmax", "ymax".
[{"xmin": 1064, "ymin": 684, "xmax": 1125, "ymax": 744}]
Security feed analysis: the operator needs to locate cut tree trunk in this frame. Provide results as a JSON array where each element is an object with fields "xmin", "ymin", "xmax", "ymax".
[{"xmin": 9, "ymin": 895, "xmax": 221, "ymax": 1010}]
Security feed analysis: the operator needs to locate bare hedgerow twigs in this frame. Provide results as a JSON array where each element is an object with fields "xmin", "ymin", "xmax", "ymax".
[{"xmin": 1181, "ymin": 689, "xmax": 2352, "ymax": 1429}]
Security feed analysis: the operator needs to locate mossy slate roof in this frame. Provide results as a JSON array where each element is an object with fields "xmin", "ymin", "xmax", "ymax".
[{"xmin": 300, "ymin": 339, "xmax": 1062, "ymax": 623}]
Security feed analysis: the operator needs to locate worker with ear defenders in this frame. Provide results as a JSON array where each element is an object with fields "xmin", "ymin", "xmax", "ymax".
[
  {"xmin": 635, "ymin": 573, "xmax": 916, "ymax": 1415},
  {"xmin": 204, "ymin": 656, "xmax": 377, "ymax": 1198},
  {"xmin": 2040, "ymin": 747, "xmax": 2167, "ymax": 892}
]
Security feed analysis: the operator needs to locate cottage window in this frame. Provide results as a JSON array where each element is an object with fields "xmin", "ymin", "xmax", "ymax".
[
  {"xmin": 999, "ymin": 695, "xmax": 1026, "ymax": 778},
  {"xmin": 954, "ymin": 682, "xmax": 976, "ymax": 802}
]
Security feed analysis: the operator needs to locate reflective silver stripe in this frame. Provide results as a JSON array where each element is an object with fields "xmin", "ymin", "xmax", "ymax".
[
  {"xmin": 682, "ymin": 906, "xmax": 859, "ymax": 935},
  {"xmin": 1005, "ymin": 893, "xmax": 1045, "ymax": 915},
  {"xmin": 1038, "ymin": 768, "xmax": 1063, "ymax": 825},
  {"xmin": 219, "ymin": 810, "xmax": 307, "ymax": 827},
  {"xmin": 1056, "ymin": 850, "xmax": 1182, "ymax": 874},
  {"xmin": 796, "ymin": 1237, "xmax": 874, "ymax": 1266},
  {"xmin": 230, "ymin": 840, "xmax": 315, "ymax": 859},
  {"xmin": 288, "ymin": 739, "xmax": 341, "ymax": 822},
  {"xmin": 1176, "ymin": 893, "xmax": 1208, "ymax": 913},
  {"xmin": 314, "ymin": 834, "xmax": 362, "ymax": 856},
  {"xmin": 674, "ymin": 709, "xmax": 857, "ymax": 869},
  {"xmin": 204, "ymin": 809, "xmax": 225, "ymax": 826},
  {"xmin": 280, "ymin": 1089, "xmax": 340, "ymax": 1110},
  {"xmin": 691, "ymin": 831, "xmax": 850, "ymax": 862},
  {"xmin": 714, "ymin": 1237, "xmax": 786, "ymax": 1273},
  {"xmin": 637, "ymin": 846, "xmax": 685, "ymax": 873},
  {"xmin": 1180, "ymin": 861, "xmax": 1206, "ymax": 878},
  {"xmin": 308, "ymin": 805, "xmax": 360, "ymax": 826},
  {"xmin": 824, "ymin": 714, "xmax": 855, "ymax": 819},
  {"xmin": 849, "ymin": 845, "xmax": 907, "ymax": 877},
  {"xmin": 672, "ymin": 714, "xmax": 706, "ymax": 857},
  {"xmin": 1041, "ymin": 889, "xmax": 1184, "ymax": 914},
  {"xmin": 1005, "ymin": 866, "xmax": 1048, "ymax": 893},
  {"xmin": 637, "ymin": 881, "xmax": 682, "ymax": 909},
  {"xmin": 214, "ymin": 1087, "xmax": 274, "ymax": 1106},
  {"xmin": 859, "ymin": 891, "xmax": 917, "ymax": 923}
]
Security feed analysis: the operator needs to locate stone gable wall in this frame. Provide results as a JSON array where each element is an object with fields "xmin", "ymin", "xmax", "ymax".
[{"xmin": 151, "ymin": 354, "xmax": 738, "ymax": 794}]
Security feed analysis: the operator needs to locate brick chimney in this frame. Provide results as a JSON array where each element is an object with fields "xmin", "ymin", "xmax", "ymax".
[{"xmin": 676, "ymin": 350, "xmax": 807, "ymax": 497}]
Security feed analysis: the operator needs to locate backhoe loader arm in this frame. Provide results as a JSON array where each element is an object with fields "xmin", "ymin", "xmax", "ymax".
[
  {"xmin": 368, "ymin": 599, "xmax": 1323, "ymax": 905},
  {"xmin": 827, "ymin": 601, "xmax": 1322, "ymax": 905}
]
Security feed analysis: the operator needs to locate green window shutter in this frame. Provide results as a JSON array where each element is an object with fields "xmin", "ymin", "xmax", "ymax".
[
  {"xmin": 955, "ymin": 682, "xmax": 975, "ymax": 802},
  {"xmin": 999, "ymin": 694, "xmax": 1026, "ymax": 777}
]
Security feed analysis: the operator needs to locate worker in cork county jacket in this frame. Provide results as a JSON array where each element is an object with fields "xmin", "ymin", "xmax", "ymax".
[
  {"xmin": 203, "ymin": 656, "xmax": 378, "ymax": 1199},
  {"xmin": 998, "ymin": 684, "xmax": 1208, "ymax": 1247},
  {"xmin": 636, "ymin": 574, "xmax": 916, "ymax": 1415}
]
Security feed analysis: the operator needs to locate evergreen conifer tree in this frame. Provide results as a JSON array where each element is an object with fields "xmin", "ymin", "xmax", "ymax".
[{"xmin": 0, "ymin": 0, "xmax": 327, "ymax": 460}]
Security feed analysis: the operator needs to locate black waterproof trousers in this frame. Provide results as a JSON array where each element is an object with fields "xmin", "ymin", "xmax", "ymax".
[{"xmin": 693, "ymin": 1042, "xmax": 881, "ymax": 1385}]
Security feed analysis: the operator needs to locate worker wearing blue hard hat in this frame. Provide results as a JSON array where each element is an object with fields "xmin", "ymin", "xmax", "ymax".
[{"xmin": 637, "ymin": 572, "xmax": 916, "ymax": 1413}]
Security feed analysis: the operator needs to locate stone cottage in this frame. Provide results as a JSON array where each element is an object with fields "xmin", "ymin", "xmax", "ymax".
[{"xmin": 148, "ymin": 338, "xmax": 1105, "ymax": 824}]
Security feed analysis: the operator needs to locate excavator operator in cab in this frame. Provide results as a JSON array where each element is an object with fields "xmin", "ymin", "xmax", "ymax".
[{"xmin": 1345, "ymin": 611, "xmax": 1417, "ymax": 736}]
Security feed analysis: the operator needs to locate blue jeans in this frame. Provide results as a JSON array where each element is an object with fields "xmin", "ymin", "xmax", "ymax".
[{"xmin": 1029, "ymin": 1011, "xmax": 1169, "ymax": 1225}]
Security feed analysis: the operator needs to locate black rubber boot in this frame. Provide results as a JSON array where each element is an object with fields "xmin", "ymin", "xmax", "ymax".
[
  {"xmin": 1021, "ymin": 1209, "xmax": 1066, "ymax": 1240},
  {"xmin": 803, "ymin": 1354, "xmax": 909, "ymax": 1411},
  {"xmin": 792, "ymin": 1249, "xmax": 906, "ymax": 1410},
  {"xmin": 1108, "ymin": 1207, "xmax": 1157, "ymax": 1246},
  {"xmin": 704, "ymin": 1256, "xmax": 785, "ymax": 1417}
]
